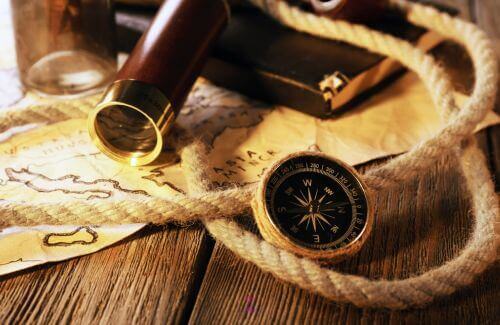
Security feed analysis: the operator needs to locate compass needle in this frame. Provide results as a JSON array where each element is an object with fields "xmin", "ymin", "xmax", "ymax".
[
  {"xmin": 293, "ymin": 194, "xmax": 308, "ymax": 207},
  {"xmin": 299, "ymin": 190, "xmax": 308, "ymax": 203},
  {"xmin": 318, "ymin": 216, "xmax": 326, "ymax": 231},
  {"xmin": 312, "ymin": 216, "xmax": 317, "ymax": 232},
  {"xmin": 290, "ymin": 201, "xmax": 306, "ymax": 208},
  {"xmin": 321, "ymin": 212, "xmax": 336, "ymax": 219},
  {"xmin": 297, "ymin": 214, "xmax": 309, "ymax": 225},
  {"xmin": 317, "ymin": 213, "xmax": 331, "ymax": 226},
  {"xmin": 256, "ymin": 152, "xmax": 372, "ymax": 261},
  {"xmin": 322, "ymin": 202, "xmax": 350, "ymax": 212}
]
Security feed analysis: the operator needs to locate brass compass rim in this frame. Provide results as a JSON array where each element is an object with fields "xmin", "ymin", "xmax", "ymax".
[{"xmin": 254, "ymin": 151, "xmax": 374, "ymax": 262}]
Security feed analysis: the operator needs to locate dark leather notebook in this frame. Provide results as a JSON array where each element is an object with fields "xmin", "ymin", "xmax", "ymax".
[{"xmin": 117, "ymin": 2, "xmax": 457, "ymax": 118}]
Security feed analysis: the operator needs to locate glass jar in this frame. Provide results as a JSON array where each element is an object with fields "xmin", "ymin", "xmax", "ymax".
[{"xmin": 10, "ymin": 0, "xmax": 117, "ymax": 97}]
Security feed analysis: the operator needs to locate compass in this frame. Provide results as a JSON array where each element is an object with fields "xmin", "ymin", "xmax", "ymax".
[{"xmin": 253, "ymin": 151, "xmax": 373, "ymax": 261}]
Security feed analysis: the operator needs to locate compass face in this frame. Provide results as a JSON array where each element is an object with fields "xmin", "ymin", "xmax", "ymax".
[{"xmin": 263, "ymin": 153, "xmax": 370, "ymax": 252}]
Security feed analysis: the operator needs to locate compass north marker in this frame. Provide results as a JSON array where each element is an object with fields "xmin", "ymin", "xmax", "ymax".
[{"xmin": 254, "ymin": 151, "xmax": 373, "ymax": 261}]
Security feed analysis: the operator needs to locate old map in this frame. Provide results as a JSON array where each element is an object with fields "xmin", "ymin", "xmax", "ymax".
[
  {"xmin": 1, "ymin": 73, "xmax": 498, "ymax": 276},
  {"xmin": 0, "ymin": 1, "xmax": 498, "ymax": 275}
]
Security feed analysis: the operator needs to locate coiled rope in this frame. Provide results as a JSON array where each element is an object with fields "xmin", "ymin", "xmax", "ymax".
[{"xmin": 0, "ymin": 0, "xmax": 498, "ymax": 309}]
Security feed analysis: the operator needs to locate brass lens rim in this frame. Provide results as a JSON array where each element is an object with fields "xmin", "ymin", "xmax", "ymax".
[
  {"xmin": 88, "ymin": 100, "xmax": 163, "ymax": 166},
  {"xmin": 88, "ymin": 79, "xmax": 174, "ymax": 166}
]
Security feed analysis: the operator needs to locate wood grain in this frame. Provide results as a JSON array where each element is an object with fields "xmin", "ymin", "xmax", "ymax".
[
  {"xmin": 0, "ymin": 1, "xmax": 498, "ymax": 324},
  {"xmin": 188, "ymin": 153, "xmax": 499, "ymax": 324},
  {"xmin": 0, "ymin": 226, "xmax": 214, "ymax": 324},
  {"xmin": 474, "ymin": 0, "xmax": 500, "ymax": 191},
  {"xmin": 188, "ymin": 0, "xmax": 500, "ymax": 323}
]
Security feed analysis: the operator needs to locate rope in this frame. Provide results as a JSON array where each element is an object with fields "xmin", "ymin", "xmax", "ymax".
[
  {"xmin": 0, "ymin": 0, "xmax": 498, "ymax": 309},
  {"xmin": 0, "ymin": 186, "xmax": 254, "ymax": 228},
  {"xmin": 249, "ymin": 0, "xmax": 498, "ymax": 190}
]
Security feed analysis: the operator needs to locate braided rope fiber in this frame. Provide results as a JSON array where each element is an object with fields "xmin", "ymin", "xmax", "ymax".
[{"xmin": 0, "ymin": 0, "xmax": 498, "ymax": 309}]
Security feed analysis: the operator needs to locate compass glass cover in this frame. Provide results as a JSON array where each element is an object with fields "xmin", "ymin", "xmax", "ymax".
[{"xmin": 264, "ymin": 154, "xmax": 369, "ymax": 250}]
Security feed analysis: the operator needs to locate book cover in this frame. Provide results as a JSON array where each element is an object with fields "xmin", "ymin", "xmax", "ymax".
[{"xmin": 117, "ymin": 2, "xmax": 457, "ymax": 118}]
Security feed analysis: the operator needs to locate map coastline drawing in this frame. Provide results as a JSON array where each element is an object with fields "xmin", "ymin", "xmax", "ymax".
[
  {"xmin": 5, "ymin": 167, "xmax": 151, "ymax": 200},
  {"xmin": 0, "ymin": 70, "xmax": 499, "ymax": 276},
  {"xmin": 43, "ymin": 226, "xmax": 99, "ymax": 247}
]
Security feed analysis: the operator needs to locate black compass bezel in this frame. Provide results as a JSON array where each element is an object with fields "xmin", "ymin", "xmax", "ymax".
[{"xmin": 258, "ymin": 151, "xmax": 373, "ymax": 259}]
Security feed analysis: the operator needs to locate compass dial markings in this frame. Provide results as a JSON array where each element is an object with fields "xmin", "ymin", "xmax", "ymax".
[
  {"xmin": 315, "ymin": 213, "xmax": 331, "ymax": 226},
  {"xmin": 293, "ymin": 194, "xmax": 308, "ymax": 207},
  {"xmin": 264, "ymin": 154, "xmax": 370, "ymax": 252}
]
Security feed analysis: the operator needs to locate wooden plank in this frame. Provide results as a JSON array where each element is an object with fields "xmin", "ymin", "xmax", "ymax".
[
  {"xmin": 489, "ymin": 127, "xmax": 500, "ymax": 192},
  {"xmin": 0, "ymin": 0, "xmax": 497, "ymax": 323},
  {"xmin": 0, "ymin": 226, "xmax": 213, "ymax": 324},
  {"xmin": 189, "ymin": 158, "xmax": 499, "ymax": 324},
  {"xmin": 473, "ymin": 0, "xmax": 500, "ymax": 56},
  {"xmin": 188, "ymin": 1, "xmax": 499, "ymax": 323},
  {"xmin": 474, "ymin": 0, "xmax": 500, "ymax": 191}
]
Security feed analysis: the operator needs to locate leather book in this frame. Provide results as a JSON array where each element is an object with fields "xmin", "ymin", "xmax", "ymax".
[{"xmin": 116, "ymin": 2, "xmax": 457, "ymax": 118}]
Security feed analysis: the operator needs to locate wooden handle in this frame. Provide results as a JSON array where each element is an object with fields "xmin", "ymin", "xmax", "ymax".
[{"xmin": 117, "ymin": 0, "xmax": 229, "ymax": 112}]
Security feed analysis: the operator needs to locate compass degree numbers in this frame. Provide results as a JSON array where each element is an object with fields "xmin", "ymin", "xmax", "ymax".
[{"xmin": 264, "ymin": 155, "xmax": 369, "ymax": 251}]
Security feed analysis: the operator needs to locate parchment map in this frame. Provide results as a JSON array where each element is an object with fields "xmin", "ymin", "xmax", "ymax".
[
  {"xmin": 0, "ymin": 79, "xmax": 275, "ymax": 276},
  {"xmin": 43, "ymin": 226, "xmax": 99, "ymax": 247},
  {"xmin": 0, "ymin": 0, "xmax": 498, "ymax": 276},
  {"xmin": 1, "ymin": 72, "xmax": 498, "ymax": 276}
]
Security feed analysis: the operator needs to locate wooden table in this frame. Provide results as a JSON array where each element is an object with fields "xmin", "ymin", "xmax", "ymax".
[{"xmin": 1, "ymin": 0, "xmax": 498, "ymax": 323}]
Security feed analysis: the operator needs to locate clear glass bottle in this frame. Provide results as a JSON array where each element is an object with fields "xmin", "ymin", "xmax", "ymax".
[{"xmin": 10, "ymin": 0, "xmax": 117, "ymax": 97}]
